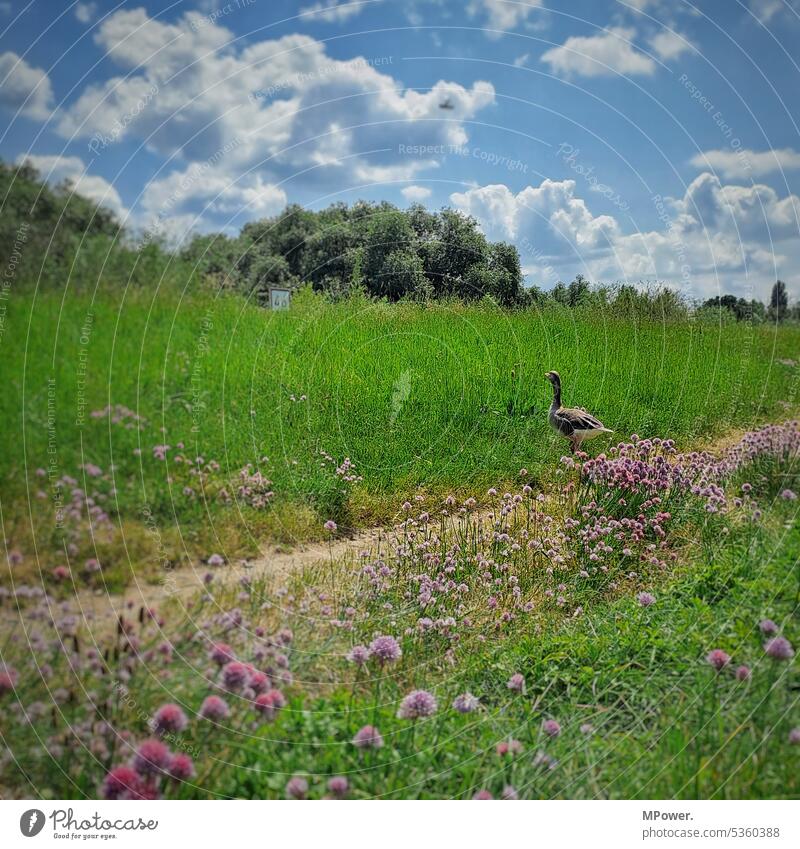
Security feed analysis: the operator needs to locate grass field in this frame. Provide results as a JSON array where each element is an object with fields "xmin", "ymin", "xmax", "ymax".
[{"xmin": 1, "ymin": 286, "xmax": 799, "ymax": 586}]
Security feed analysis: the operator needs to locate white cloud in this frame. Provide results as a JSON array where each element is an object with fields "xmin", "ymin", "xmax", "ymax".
[
  {"xmin": 300, "ymin": 0, "xmax": 365, "ymax": 22},
  {"xmin": 541, "ymin": 27, "xmax": 656, "ymax": 78},
  {"xmin": 451, "ymin": 173, "xmax": 800, "ymax": 298},
  {"xmin": 141, "ymin": 162, "xmax": 286, "ymax": 222},
  {"xmin": 513, "ymin": 52, "xmax": 530, "ymax": 67},
  {"xmin": 468, "ymin": 0, "xmax": 544, "ymax": 33},
  {"xmin": 401, "ymin": 184, "xmax": 432, "ymax": 201},
  {"xmin": 747, "ymin": 0, "xmax": 796, "ymax": 23},
  {"xmin": 691, "ymin": 147, "xmax": 800, "ymax": 178},
  {"xmin": 74, "ymin": 2, "xmax": 97, "ymax": 24},
  {"xmin": 648, "ymin": 29, "xmax": 694, "ymax": 61},
  {"xmin": 15, "ymin": 154, "xmax": 129, "ymax": 220},
  {"xmin": 0, "ymin": 52, "xmax": 54, "ymax": 119},
  {"xmin": 54, "ymin": 8, "xmax": 494, "ymax": 236}
]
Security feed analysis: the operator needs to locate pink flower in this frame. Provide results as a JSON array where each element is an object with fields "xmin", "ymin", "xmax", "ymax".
[
  {"xmin": 764, "ymin": 636, "xmax": 794, "ymax": 661},
  {"xmin": 0, "ymin": 665, "xmax": 18, "ymax": 695},
  {"xmin": 101, "ymin": 765, "xmax": 145, "ymax": 800},
  {"xmin": 397, "ymin": 689, "xmax": 437, "ymax": 719},
  {"xmin": 759, "ymin": 619, "xmax": 779, "ymax": 636},
  {"xmin": 253, "ymin": 689, "xmax": 287, "ymax": 721},
  {"xmin": 542, "ymin": 719, "xmax": 561, "ymax": 738},
  {"xmin": 496, "ymin": 739, "xmax": 523, "ymax": 757},
  {"xmin": 346, "ymin": 645, "xmax": 370, "ymax": 666},
  {"xmin": 706, "ymin": 649, "xmax": 731, "ymax": 671},
  {"xmin": 152, "ymin": 703, "xmax": 188, "ymax": 736},
  {"xmin": 789, "ymin": 728, "xmax": 800, "ymax": 745},
  {"xmin": 352, "ymin": 725, "xmax": 384, "ymax": 749},
  {"xmin": 369, "ymin": 635, "xmax": 402, "ymax": 664},
  {"xmin": 249, "ymin": 670, "xmax": 270, "ymax": 694},
  {"xmin": 780, "ymin": 488, "xmax": 797, "ymax": 500},
  {"xmin": 169, "ymin": 753, "xmax": 195, "ymax": 781},
  {"xmin": 207, "ymin": 553, "xmax": 225, "ymax": 567},
  {"xmin": 637, "ymin": 592, "xmax": 656, "ymax": 607},
  {"xmin": 452, "ymin": 693, "xmax": 480, "ymax": 714},
  {"xmin": 324, "ymin": 520, "xmax": 337, "ymax": 532},
  {"xmin": 199, "ymin": 695, "xmax": 230, "ymax": 722},
  {"xmin": 507, "ymin": 673, "xmax": 525, "ymax": 693},
  {"xmin": 133, "ymin": 739, "xmax": 172, "ymax": 775},
  {"xmin": 501, "ymin": 785, "xmax": 519, "ymax": 800},
  {"xmin": 327, "ymin": 776, "xmax": 348, "ymax": 799},
  {"xmin": 735, "ymin": 665, "xmax": 751, "ymax": 681},
  {"xmin": 52, "ymin": 565, "xmax": 70, "ymax": 581},
  {"xmin": 222, "ymin": 661, "xmax": 251, "ymax": 690},
  {"xmin": 209, "ymin": 643, "xmax": 234, "ymax": 665},
  {"xmin": 286, "ymin": 776, "xmax": 308, "ymax": 799},
  {"xmin": 473, "ymin": 789, "xmax": 493, "ymax": 799}
]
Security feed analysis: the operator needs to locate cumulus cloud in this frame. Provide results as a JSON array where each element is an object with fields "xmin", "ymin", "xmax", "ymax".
[
  {"xmin": 690, "ymin": 147, "xmax": 800, "ymax": 179},
  {"xmin": 54, "ymin": 8, "xmax": 493, "ymax": 235},
  {"xmin": 300, "ymin": 0, "xmax": 366, "ymax": 22},
  {"xmin": 15, "ymin": 154, "xmax": 129, "ymax": 220},
  {"xmin": 648, "ymin": 29, "xmax": 694, "ymax": 61},
  {"xmin": 74, "ymin": 2, "xmax": 97, "ymax": 23},
  {"xmin": 747, "ymin": 0, "xmax": 798, "ymax": 23},
  {"xmin": 468, "ymin": 0, "xmax": 544, "ymax": 33},
  {"xmin": 451, "ymin": 179, "xmax": 620, "ymax": 253},
  {"xmin": 451, "ymin": 173, "xmax": 800, "ymax": 297},
  {"xmin": 541, "ymin": 27, "xmax": 656, "ymax": 78},
  {"xmin": 0, "ymin": 52, "xmax": 54, "ymax": 119},
  {"xmin": 401, "ymin": 184, "xmax": 432, "ymax": 201}
]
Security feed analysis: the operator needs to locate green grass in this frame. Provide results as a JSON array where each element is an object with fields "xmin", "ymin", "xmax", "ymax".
[{"xmin": 2, "ymin": 286, "xmax": 799, "ymax": 583}]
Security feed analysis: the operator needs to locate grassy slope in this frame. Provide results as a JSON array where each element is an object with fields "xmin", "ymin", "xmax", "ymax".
[{"xmin": 1, "ymin": 287, "xmax": 799, "ymax": 579}]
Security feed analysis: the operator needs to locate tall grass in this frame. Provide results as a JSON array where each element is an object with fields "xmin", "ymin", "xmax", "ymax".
[{"xmin": 1, "ymin": 286, "xmax": 798, "ymax": 553}]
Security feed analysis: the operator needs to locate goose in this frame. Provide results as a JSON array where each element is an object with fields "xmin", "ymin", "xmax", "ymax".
[{"xmin": 545, "ymin": 370, "xmax": 613, "ymax": 453}]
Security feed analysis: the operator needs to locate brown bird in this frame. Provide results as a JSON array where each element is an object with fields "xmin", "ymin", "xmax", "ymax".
[{"xmin": 545, "ymin": 370, "xmax": 612, "ymax": 453}]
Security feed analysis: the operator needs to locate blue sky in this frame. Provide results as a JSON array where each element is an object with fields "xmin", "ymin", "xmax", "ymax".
[{"xmin": 2, "ymin": 0, "xmax": 799, "ymax": 299}]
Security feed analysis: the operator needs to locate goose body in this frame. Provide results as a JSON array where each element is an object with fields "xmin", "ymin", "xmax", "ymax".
[{"xmin": 545, "ymin": 371, "xmax": 612, "ymax": 453}]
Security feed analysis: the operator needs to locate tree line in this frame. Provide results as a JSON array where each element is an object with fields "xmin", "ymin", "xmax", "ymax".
[{"xmin": 1, "ymin": 159, "xmax": 796, "ymax": 321}]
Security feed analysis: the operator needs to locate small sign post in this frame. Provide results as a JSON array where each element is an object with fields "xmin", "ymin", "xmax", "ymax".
[{"xmin": 269, "ymin": 287, "xmax": 291, "ymax": 310}]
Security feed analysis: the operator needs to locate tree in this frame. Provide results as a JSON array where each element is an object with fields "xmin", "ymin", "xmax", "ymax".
[
  {"xmin": 376, "ymin": 249, "xmax": 429, "ymax": 301},
  {"xmin": 769, "ymin": 280, "xmax": 788, "ymax": 321}
]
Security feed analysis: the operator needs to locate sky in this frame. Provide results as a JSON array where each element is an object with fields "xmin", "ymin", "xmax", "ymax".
[{"xmin": 1, "ymin": 0, "xmax": 799, "ymax": 300}]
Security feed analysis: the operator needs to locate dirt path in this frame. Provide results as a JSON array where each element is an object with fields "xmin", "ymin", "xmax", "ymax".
[
  {"xmin": 67, "ymin": 523, "xmax": 396, "ymax": 634},
  {"xmin": 14, "ymin": 421, "xmax": 780, "ymax": 636}
]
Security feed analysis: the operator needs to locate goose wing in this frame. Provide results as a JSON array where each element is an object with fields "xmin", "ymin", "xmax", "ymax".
[{"xmin": 554, "ymin": 407, "xmax": 609, "ymax": 434}]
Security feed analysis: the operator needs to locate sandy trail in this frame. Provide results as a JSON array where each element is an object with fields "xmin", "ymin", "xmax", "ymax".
[
  {"xmin": 65, "ymin": 523, "xmax": 397, "ymax": 634},
  {"xmin": 9, "ymin": 423, "xmax": 768, "ymax": 635}
]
